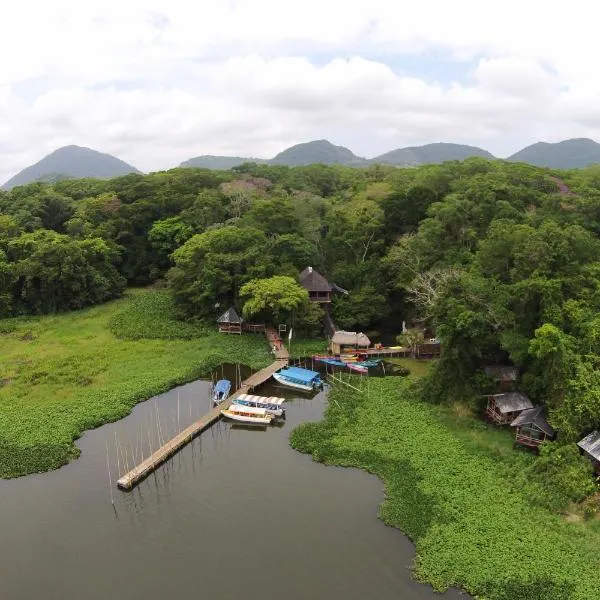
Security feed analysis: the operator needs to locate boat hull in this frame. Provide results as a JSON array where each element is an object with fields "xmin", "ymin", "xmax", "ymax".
[
  {"xmin": 272, "ymin": 372, "xmax": 315, "ymax": 392},
  {"xmin": 221, "ymin": 409, "xmax": 273, "ymax": 425}
]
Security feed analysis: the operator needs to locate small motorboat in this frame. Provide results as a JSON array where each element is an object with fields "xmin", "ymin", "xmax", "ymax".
[
  {"xmin": 221, "ymin": 405, "xmax": 273, "ymax": 425},
  {"xmin": 213, "ymin": 379, "xmax": 232, "ymax": 405}
]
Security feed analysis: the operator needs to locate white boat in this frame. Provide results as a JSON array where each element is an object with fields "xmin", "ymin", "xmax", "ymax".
[
  {"xmin": 272, "ymin": 366, "xmax": 323, "ymax": 392},
  {"xmin": 221, "ymin": 404, "xmax": 273, "ymax": 425},
  {"xmin": 232, "ymin": 393, "xmax": 286, "ymax": 418}
]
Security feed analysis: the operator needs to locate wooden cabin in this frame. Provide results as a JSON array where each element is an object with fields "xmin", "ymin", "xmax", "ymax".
[
  {"xmin": 217, "ymin": 306, "xmax": 243, "ymax": 334},
  {"xmin": 485, "ymin": 392, "xmax": 533, "ymax": 425},
  {"xmin": 484, "ymin": 365, "xmax": 518, "ymax": 391},
  {"xmin": 577, "ymin": 430, "xmax": 600, "ymax": 473},
  {"xmin": 330, "ymin": 331, "xmax": 371, "ymax": 355},
  {"xmin": 510, "ymin": 406, "xmax": 556, "ymax": 449},
  {"xmin": 299, "ymin": 266, "xmax": 333, "ymax": 303}
]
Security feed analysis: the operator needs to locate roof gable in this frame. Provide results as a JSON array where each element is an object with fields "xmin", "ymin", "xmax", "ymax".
[
  {"xmin": 299, "ymin": 266, "xmax": 332, "ymax": 292},
  {"xmin": 578, "ymin": 430, "xmax": 600, "ymax": 460},
  {"xmin": 217, "ymin": 306, "xmax": 243, "ymax": 324},
  {"xmin": 484, "ymin": 365, "xmax": 518, "ymax": 382},
  {"xmin": 510, "ymin": 406, "xmax": 555, "ymax": 437},
  {"xmin": 490, "ymin": 392, "xmax": 533, "ymax": 413}
]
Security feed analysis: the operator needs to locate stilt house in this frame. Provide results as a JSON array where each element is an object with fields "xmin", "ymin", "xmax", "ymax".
[
  {"xmin": 298, "ymin": 267, "xmax": 333, "ymax": 303},
  {"xmin": 217, "ymin": 306, "xmax": 243, "ymax": 334},
  {"xmin": 484, "ymin": 365, "xmax": 518, "ymax": 391},
  {"xmin": 330, "ymin": 331, "xmax": 371, "ymax": 355},
  {"xmin": 298, "ymin": 266, "xmax": 348, "ymax": 304},
  {"xmin": 577, "ymin": 430, "xmax": 600, "ymax": 473},
  {"xmin": 485, "ymin": 392, "xmax": 533, "ymax": 425},
  {"xmin": 510, "ymin": 406, "xmax": 556, "ymax": 449}
]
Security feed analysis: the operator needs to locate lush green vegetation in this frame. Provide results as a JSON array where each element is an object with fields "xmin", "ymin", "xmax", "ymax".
[
  {"xmin": 291, "ymin": 373, "xmax": 600, "ymax": 599},
  {"xmin": 0, "ymin": 289, "xmax": 272, "ymax": 477}
]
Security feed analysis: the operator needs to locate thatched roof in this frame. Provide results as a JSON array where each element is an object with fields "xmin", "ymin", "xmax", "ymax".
[
  {"xmin": 217, "ymin": 306, "xmax": 243, "ymax": 324},
  {"xmin": 511, "ymin": 406, "xmax": 555, "ymax": 437},
  {"xmin": 489, "ymin": 392, "xmax": 533, "ymax": 414},
  {"xmin": 578, "ymin": 430, "xmax": 600, "ymax": 461},
  {"xmin": 484, "ymin": 365, "xmax": 518, "ymax": 382},
  {"xmin": 299, "ymin": 266, "xmax": 332, "ymax": 293},
  {"xmin": 331, "ymin": 331, "xmax": 370, "ymax": 347}
]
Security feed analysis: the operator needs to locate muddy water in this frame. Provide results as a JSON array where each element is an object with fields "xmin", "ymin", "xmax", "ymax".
[{"xmin": 0, "ymin": 366, "xmax": 464, "ymax": 600}]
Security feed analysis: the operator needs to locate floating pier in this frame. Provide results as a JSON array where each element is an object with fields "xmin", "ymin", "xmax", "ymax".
[{"xmin": 117, "ymin": 332, "xmax": 288, "ymax": 490}]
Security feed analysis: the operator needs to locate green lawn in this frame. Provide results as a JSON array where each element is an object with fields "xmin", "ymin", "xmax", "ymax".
[
  {"xmin": 291, "ymin": 375, "xmax": 600, "ymax": 600},
  {"xmin": 0, "ymin": 290, "xmax": 273, "ymax": 477}
]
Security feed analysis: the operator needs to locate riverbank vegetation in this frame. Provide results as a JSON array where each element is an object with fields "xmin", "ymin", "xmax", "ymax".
[
  {"xmin": 0, "ymin": 289, "xmax": 272, "ymax": 478},
  {"xmin": 291, "ymin": 373, "xmax": 600, "ymax": 599}
]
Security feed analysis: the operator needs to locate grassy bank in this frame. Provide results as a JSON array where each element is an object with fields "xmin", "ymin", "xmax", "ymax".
[
  {"xmin": 290, "ymin": 368, "xmax": 600, "ymax": 599},
  {"xmin": 0, "ymin": 290, "xmax": 272, "ymax": 478}
]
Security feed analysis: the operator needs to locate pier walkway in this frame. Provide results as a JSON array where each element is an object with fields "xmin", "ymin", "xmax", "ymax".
[{"xmin": 117, "ymin": 331, "xmax": 288, "ymax": 490}]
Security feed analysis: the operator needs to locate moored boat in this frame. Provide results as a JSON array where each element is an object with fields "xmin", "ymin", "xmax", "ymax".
[
  {"xmin": 272, "ymin": 366, "xmax": 323, "ymax": 392},
  {"xmin": 221, "ymin": 404, "xmax": 273, "ymax": 425},
  {"xmin": 213, "ymin": 379, "xmax": 232, "ymax": 404},
  {"xmin": 232, "ymin": 393, "xmax": 286, "ymax": 418}
]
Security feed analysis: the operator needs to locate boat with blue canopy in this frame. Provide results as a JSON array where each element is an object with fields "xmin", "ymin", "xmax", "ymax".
[
  {"xmin": 213, "ymin": 379, "xmax": 232, "ymax": 404},
  {"xmin": 272, "ymin": 366, "xmax": 323, "ymax": 392}
]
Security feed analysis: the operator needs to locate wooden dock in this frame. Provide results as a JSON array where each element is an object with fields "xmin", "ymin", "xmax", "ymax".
[{"xmin": 117, "ymin": 333, "xmax": 289, "ymax": 490}]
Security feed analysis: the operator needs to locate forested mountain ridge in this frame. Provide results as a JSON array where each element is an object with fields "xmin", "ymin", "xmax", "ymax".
[
  {"xmin": 2, "ymin": 145, "xmax": 141, "ymax": 189},
  {"xmin": 179, "ymin": 155, "xmax": 268, "ymax": 169},
  {"xmin": 372, "ymin": 142, "xmax": 495, "ymax": 165},
  {"xmin": 507, "ymin": 138, "xmax": 600, "ymax": 168},
  {"xmin": 269, "ymin": 139, "xmax": 367, "ymax": 166},
  {"xmin": 3, "ymin": 158, "xmax": 600, "ymax": 451}
]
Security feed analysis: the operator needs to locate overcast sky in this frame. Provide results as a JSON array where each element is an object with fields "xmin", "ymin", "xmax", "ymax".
[{"xmin": 2, "ymin": 0, "xmax": 599, "ymax": 182}]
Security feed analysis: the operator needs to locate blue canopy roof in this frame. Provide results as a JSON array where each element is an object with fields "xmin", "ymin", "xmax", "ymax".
[
  {"xmin": 280, "ymin": 366, "xmax": 320, "ymax": 384},
  {"xmin": 214, "ymin": 379, "xmax": 231, "ymax": 393}
]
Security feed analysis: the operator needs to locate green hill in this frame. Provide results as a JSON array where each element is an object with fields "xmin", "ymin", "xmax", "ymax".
[
  {"xmin": 3, "ymin": 145, "xmax": 141, "ymax": 189},
  {"xmin": 507, "ymin": 138, "xmax": 600, "ymax": 169},
  {"xmin": 179, "ymin": 155, "xmax": 268, "ymax": 169},
  {"xmin": 269, "ymin": 139, "xmax": 367, "ymax": 166},
  {"xmin": 372, "ymin": 142, "xmax": 495, "ymax": 166}
]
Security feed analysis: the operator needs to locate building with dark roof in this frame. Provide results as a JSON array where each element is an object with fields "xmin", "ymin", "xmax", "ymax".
[
  {"xmin": 510, "ymin": 406, "xmax": 556, "ymax": 449},
  {"xmin": 217, "ymin": 306, "xmax": 243, "ymax": 334},
  {"xmin": 577, "ymin": 430, "xmax": 600, "ymax": 472},
  {"xmin": 485, "ymin": 392, "xmax": 533, "ymax": 425},
  {"xmin": 298, "ymin": 266, "xmax": 333, "ymax": 303}
]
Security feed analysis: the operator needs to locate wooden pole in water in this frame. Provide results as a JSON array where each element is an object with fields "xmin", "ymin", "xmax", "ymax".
[
  {"xmin": 114, "ymin": 432, "xmax": 121, "ymax": 477},
  {"xmin": 177, "ymin": 392, "xmax": 181, "ymax": 433},
  {"xmin": 105, "ymin": 440, "xmax": 114, "ymax": 504}
]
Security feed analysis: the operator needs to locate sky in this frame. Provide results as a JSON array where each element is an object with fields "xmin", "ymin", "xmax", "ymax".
[{"xmin": 2, "ymin": 0, "xmax": 600, "ymax": 182}]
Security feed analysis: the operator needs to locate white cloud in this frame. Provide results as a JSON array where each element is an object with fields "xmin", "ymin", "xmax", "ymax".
[{"xmin": 2, "ymin": 0, "xmax": 600, "ymax": 182}]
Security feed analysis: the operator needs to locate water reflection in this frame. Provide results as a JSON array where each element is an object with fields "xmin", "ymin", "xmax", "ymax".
[{"xmin": 0, "ymin": 366, "xmax": 464, "ymax": 600}]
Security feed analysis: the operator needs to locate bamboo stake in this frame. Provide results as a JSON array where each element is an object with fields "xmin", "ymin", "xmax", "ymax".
[
  {"xmin": 114, "ymin": 431, "xmax": 121, "ymax": 477},
  {"xmin": 106, "ymin": 440, "xmax": 114, "ymax": 504}
]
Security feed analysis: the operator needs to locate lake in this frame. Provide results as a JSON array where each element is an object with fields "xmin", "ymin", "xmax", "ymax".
[{"xmin": 0, "ymin": 367, "xmax": 464, "ymax": 599}]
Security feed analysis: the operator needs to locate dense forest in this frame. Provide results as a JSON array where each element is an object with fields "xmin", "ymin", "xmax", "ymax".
[{"xmin": 2, "ymin": 158, "xmax": 600, "ymax": 449}]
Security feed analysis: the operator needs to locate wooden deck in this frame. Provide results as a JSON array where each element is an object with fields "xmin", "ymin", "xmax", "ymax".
[{"xmin": 117, "ymin": 332, "xmax": 289, "ymax": 490}]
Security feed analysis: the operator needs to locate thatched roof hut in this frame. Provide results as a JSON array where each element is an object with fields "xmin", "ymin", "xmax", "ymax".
[{"xmin": 330, "ymin": 331, "xmax": 370, "ymax": 354}]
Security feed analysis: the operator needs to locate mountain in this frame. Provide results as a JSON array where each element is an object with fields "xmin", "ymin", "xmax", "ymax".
[
  {"xmin": 372, "ymin": 142, "xmax": 495, "ymax": 166},
  {"xmin": 507, "ymin": 138, "xmax": 600, "ymax": 169},
  {"xmin": 179, "ymin": 155, "xmax": 268, "ymax": 169},
  {"xmin": 270, "ymin": 139, "xmax": 367, "ymax": 166},
  {"xmin": 3, "ymin": 145, "xmax": 141, "ymax": 189}
]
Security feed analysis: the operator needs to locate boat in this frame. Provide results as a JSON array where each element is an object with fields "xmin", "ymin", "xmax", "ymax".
[
  {"xmin": 232, "ymin": 393, "xmax": 286, "ymax": 418},
  {"xmin": 272, "ymin": 366, "xmax": 323, "ymax": 392},
  {"xmin": 213, "ymin": 379, "xmax": 232, "ymax": 404},
  {"xmin": 315, "ymin": 357, "xmax": 347, "ymax": 367},
  {"xmin": 347, "ymin": 363, "xmax": 368, "ymax": 374},
  {"xmin": 221, "ymin": 404, "xmax": 273, "ymax": 425}
]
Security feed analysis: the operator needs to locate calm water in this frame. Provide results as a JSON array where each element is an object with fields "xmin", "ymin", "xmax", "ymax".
[{"xmin": 0, "ymin": 366, "xmax": 464, "ymax": 600}]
